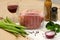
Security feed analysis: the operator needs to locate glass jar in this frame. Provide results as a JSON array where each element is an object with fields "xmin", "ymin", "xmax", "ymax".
[{"xmin": 19, "ymin": 9, "xmax": 44, "ymax": 29}]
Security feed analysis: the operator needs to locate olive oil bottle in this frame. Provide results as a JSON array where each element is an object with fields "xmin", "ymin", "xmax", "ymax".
[{"xmin": 44, "ymin": 0, "xmax": 52, "ymax": 21}]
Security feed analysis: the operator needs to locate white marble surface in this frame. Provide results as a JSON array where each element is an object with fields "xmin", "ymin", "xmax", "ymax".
[
  {"xmin": 26, "ymin": 21, "xmax": 60, "ymax": 40},
  {"xmin": 26, "ymin": 30, "xmax": 60, "ymax": 40}
]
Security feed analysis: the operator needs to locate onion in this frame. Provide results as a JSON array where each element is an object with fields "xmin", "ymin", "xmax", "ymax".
[{"xmin": 45, "ymin": 31, "xmax": 56, "ymax": 39}]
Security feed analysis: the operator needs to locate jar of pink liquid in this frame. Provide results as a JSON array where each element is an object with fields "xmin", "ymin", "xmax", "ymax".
[{"xmin": 19, "ymin": 9, "xmax": 44, "ymax": 29}]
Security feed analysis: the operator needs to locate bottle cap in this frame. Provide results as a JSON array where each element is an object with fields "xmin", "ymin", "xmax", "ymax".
[{"xmin": 52, "ymin": 7, "xmax": 58, "ymax": 12}]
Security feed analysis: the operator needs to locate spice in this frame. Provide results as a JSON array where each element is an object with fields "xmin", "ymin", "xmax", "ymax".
[
  {"xmin": 28, "ymin": 31, "xmax": 34, "ymax": 34},
  {"xmin": 44, "ymin": 0, "xmax": 52, "ymax": 21},
  {"xmin": 35, "ymin": 31, "xmax": 39, "ymax": 36},
  {"xmin": 50, "ymin": 7, "xmax": 58, "ymax": 21}
]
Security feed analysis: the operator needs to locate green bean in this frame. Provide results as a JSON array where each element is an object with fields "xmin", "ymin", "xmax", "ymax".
[
  {"xmin": 4, "ymin": 28, "xmax": 19, "ymax": 34},
  {"xmin": 3, "ymin": 17, "xmax": 25, "ymax": 29},
  {"xmin": 0, "ymin": 23, "xmax": 26, "ymax": 36},
  {"xmin": 6, "ymin": 17, "xmax": 15, "ymax": 24},
  {"xmin": 4, "ymin": 19, "xmax": 9, "ymax": 23},
  {"xmin": 0, "ymin": 21, "xmax": 26, "ymax": 34},
  {"xmin": 2, "ymin": 21, "xmax": 25, "ymax": 29},
  {"xmin": 0, "ymin": 18, "xmax": 28, "ymax": 37},
  {"xmin": 0, "ymin": 23, "xmax": 19, "ymax": 34}
]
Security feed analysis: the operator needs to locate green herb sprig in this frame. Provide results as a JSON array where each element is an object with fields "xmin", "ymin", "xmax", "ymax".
[{"xmin": 46, "ymin": 21, "xmax": 60, "ymax": 33}]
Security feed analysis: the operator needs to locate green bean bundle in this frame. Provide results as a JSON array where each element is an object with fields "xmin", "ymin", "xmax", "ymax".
[{"xmin": 0, "ymin": 17, "xmax": 28, "ymax": 37}]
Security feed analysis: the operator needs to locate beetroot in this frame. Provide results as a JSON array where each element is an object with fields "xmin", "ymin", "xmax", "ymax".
[{"xmin": 45, "ymin": 31, "xmax": 56, "ymax": 39}]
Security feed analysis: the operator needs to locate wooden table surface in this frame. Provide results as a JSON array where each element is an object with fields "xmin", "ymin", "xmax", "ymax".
[{"xmin": 0, "ymin": 0, "xmax": 60, "ymax": 22}]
